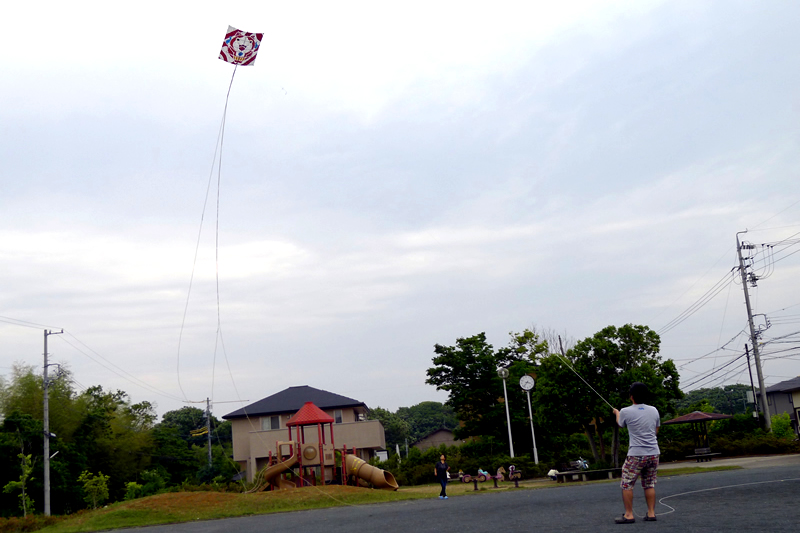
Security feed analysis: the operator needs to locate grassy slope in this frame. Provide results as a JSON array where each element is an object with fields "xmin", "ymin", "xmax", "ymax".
[{"xmin": 39, "ymin": 467, "xmax": 741, "ymax": 533}]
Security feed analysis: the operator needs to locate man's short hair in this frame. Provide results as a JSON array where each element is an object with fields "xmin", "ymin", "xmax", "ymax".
[{"xmin": 629, "ymin": 382, "xmax": 650, "ymax": 404}]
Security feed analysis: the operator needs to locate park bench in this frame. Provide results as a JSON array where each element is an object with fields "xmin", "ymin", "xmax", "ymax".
[
  {"xmin": 686, "ymin": 447, "xmax": 721, "ymax": 462},
  {"xmin": 555, "ymin": 468, "xmax": 622, "ymax": 483}
]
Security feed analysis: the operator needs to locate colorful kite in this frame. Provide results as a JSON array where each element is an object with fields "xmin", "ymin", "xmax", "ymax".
[{"xmin": 219, "ymin": 26, "xmax": 263, "ymax": 66}]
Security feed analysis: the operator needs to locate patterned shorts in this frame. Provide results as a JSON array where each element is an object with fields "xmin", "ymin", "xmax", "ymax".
[{"xmin": 620, "ymin": 455, "xmax": 659, "ymax": 490}]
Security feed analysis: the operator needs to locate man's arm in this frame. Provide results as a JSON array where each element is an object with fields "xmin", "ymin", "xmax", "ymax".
[{"xmin": 613, "ymin": 408, "xmax": 621, "ymax": 426}]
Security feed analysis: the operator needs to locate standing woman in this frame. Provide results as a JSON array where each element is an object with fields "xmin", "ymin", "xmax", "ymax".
[{"xmin": 434, "ymin": 454, "xmax": 450, "ymax": 499}]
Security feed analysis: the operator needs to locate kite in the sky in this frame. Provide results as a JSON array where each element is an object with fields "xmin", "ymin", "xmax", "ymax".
[
  {"xmin": 219, "ymin": 26, "xmax": 263, "ymax": 66},
  {"xmin": 177, "ymin": 25, "xmax": 265, "ymax": 402}
]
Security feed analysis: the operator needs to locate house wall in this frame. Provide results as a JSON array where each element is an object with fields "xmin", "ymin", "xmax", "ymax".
[
  {"xmin": 765, "ymin": 390, "xmax": 799, "ymax": 436},
  {"xmin": 767, "ymin": 391, "xmax": 795, "ymax": 419},
  {"xmin": 413, "ymin": 430, "xmax": 460, "ymax": 452}
]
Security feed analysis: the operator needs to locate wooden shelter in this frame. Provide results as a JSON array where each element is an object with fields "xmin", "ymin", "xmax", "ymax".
[{"xmin": 662, "ymin": 411, "xmax": 733, "ymax": 461}]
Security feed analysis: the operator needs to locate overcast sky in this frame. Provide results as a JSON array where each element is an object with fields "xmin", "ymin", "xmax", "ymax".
[{"xmin": 2, "ymin": 0, "xmax": 799, "ymax": 420}]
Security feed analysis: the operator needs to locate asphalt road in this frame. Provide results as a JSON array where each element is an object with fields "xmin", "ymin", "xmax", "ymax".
[{"xmin": 125, "ymin": 459, "xmax": 800, "ymax": 533}]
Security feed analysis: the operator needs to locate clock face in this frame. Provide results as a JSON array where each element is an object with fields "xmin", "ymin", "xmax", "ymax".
[{"xmin": 519, "ymin": 375, "xmax": 535, "ymax": 391}]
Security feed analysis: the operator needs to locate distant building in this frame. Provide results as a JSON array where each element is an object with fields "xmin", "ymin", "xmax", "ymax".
[
  {"xmin": 223, "ymin": 385, "xmax": 386, "ymax": 482},
  {"xmin": 411, "ymin": 428, "xmax": 465, "ymax": 452},
  {"xmin": 757, "ymin": 376, "xmax": 800, "ymax": 436}
]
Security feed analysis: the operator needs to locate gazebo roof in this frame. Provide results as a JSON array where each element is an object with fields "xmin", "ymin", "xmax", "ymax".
[
  {"xmin": 662, "ymin": 411, "xmax": 733, "ymax": 425},
  {"xmin": 286, "ymin": 401, "xmax": 335, "ymax": 426}
]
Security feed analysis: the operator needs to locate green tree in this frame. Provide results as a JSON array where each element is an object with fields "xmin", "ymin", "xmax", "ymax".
[
  {"xmin": 0, "ymin": 366, "xmax": 156, "ymax": 513},
  {"xmin": 150, "ymin": 424, "xmax": 197, "ymax": 484},
  {"xmin": 771, "ymin": 413, "xmax": 794, "ymax": 440},
  {"xmin": 77, "ymin": 471, "xmax": 109, "ymax": 509},
  {"xmin": 2, "ymin": 453, "xmax": 35, "ymax": 517},
  {"xmin": 73, "ymin": 387, "xmax": 154, "ymax": 500},
  {"xmin": 673, "ymin": 385, "xmax": 751, "ymax": 415},
  {"xmin": 159, "ymin": 407, "xmax": 211, "ymax": 447},
  {"xmin": 151, "ymin": 406, "xmax": 233, "ymax": 484},
  {"xmin": 532, "ymin": 324, "xmax": 681, "ymax": 467},
  {"xmin": 368, "ymin": 407, "xmax": 410, "ymax": 452},
  {"xmin": 425, "ymin": 330, "xmax": 546, "ymax": 451},
  {"xmin": 123, "ymin": 481, "xmax": 143, "ymax": 501},
  {"xmin": 396, "ymin": 401, "xmax": 458, "ymax": 443}
]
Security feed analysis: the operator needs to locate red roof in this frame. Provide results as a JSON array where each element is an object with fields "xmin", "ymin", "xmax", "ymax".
[
  {"xmin": 662, "ymin": 411, "xmax": 733, "ymax": 425},
  {"xmin": 286, "ymin": 402, "xmax": 335, "ymax": 426}
]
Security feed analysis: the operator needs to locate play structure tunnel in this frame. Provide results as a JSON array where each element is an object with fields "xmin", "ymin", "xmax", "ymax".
[{"xmin": 345, "ymin": 454, "xmax": 399, "ymax": 491}]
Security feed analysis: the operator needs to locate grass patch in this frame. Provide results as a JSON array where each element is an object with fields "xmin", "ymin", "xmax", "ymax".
[
  {"xmin": 38, "ymin": 487, "xmax": 430, "ymax": 533},
  {"xmin": 32, "ymin": 467, "xmax": 742, "ymax": 533},
  {"xmin": 659, "ymin": 465, "xmax": 742, "ymax": 477}
]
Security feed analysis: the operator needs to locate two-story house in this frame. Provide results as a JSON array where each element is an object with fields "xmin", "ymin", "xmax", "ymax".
[
  {"xmin": 758, "ymin": 376, "xmax": 800, "ymax": 437},
  {"xmin": 222, "ymin": 385, "xmax": 386, "ymax": 482}
]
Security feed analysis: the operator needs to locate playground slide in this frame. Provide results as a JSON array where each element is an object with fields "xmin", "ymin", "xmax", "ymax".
[
  {"xmin": 260, "ymin": 453, "xmax": 298, "ymax": 490},
  {"xmin": 345, "ymin": 454, "xmax": 399, "ymax": 491}
]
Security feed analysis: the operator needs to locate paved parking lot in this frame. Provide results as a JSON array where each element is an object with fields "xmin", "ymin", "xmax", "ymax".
[{"xmin": 125, "ymin": 455, "xmax": 800, "ymax": 533}]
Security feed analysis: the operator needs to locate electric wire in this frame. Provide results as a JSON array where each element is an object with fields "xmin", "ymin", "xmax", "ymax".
[
  {"xmin": 57, "ymin": 332, "xmax": 187, "ymax": 402},
  {"xmin": 0, "ymin": 314, "xmax": 189, "ymax": 404},
  {"xmin": 681, "ymin": 352, "xmax": 748, "ymax": 390},
  {"xmin": 0, "ymin": 315, "xmax": 63, "ymax": 330},
  {"xmin": 657, "ymin": 269, "xmax": 736, "ymax": 336}
]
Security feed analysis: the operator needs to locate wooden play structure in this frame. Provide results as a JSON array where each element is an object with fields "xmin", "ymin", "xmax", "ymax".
[{"xmin": 247, "ymin": 402, "xmax": 398, "ymax": 492}]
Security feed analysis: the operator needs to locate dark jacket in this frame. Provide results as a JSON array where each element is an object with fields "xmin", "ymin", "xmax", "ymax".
[{"xmin": 435, "ymin": 461, "xmax": 450, "ymax": 480}]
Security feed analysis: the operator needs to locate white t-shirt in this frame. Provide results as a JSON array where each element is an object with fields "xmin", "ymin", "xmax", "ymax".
[{"xmin": 618, "ymin": 403, "xmax": 660, "ymax": 456}]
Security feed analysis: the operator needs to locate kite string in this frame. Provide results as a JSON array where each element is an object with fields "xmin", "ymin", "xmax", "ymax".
[
  {"xmin": 176, "ymin": 65, "xmax": 237, "ymax": 403},
  {"xmin": 212, "ymin": 64, "xmax": 238, "ymax": 401},
  {"xmin": 557, "ymin": 335, "xmax": 615, "ymax": 410}
]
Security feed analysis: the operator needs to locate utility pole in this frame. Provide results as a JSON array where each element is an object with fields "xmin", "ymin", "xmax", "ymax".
[
  {"xmin": 745, "ymin": 344, "xmax": 760, "ymax": 423},
  {"xmin": 43, "ymin": 328, "xmax": 63, "ymax": 516},
  {"xmin": 736, "ymin": 232, "xmax": 771, "ymax": 431}
]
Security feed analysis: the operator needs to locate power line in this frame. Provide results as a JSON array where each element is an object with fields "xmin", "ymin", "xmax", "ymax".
[
  {"xmin": 657, "ymin": 269, "xmax": 736, "ymax": 336},
  {"xmin": 55, "ymin": 333, "xmax": 187, "ymax": 403},
  {"xmin": 682, "ymin": 353, "xmax": 749, "ymax": 391},
  {"xmin": 0, "ymin": 315, "xmax": 63, "ymax": 330}
]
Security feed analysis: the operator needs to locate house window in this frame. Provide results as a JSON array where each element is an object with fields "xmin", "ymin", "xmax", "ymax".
[
  {"xmin": 334, "ymin": 409, "xmax": 343, "ymax": 424},
  {"xmin": 261, "ymin": 415, "xmax": 280, "ymax": 431}
]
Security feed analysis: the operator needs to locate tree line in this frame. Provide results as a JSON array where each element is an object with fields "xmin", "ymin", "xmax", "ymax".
[
  {"xmin": 423, "ymin": 324, "xmax": 682, "ymax": 468},
  {"xmin": 0, "ymin": 364, "xmax": 236, "ymax": 517},
  {"xmin": 367, "ymin": 401, "xmax": 458, "ymax": 453}
]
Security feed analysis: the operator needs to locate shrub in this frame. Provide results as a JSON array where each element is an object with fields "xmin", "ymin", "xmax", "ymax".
[
  {"xmin": 77, "ymin": 471, "xmax": 109, "ymax": 510},
  {"xmin": 0, "ymin": 515, "xmax": 59, "ymax": 533},
  {"xmin": 123, "ymin": 482, "xmax": 143, "ymax": 501},
  {"xmin": 771, "ymin": 413, "xmax": 795, "ymax": 440}
]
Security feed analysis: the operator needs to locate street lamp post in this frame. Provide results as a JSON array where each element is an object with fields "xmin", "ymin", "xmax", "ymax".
[
  {"xmin": 497, "ymin": 367, "xmax": 514, "ymax": 458},
  {"xmin": 519, "ymin": 375, "xmax": 539, "ymax": 464}
]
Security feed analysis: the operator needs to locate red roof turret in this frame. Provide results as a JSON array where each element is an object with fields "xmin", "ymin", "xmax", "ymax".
[{"xmin": 286, "ymin": 401, "xmax": 335, "ymax": 426}]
